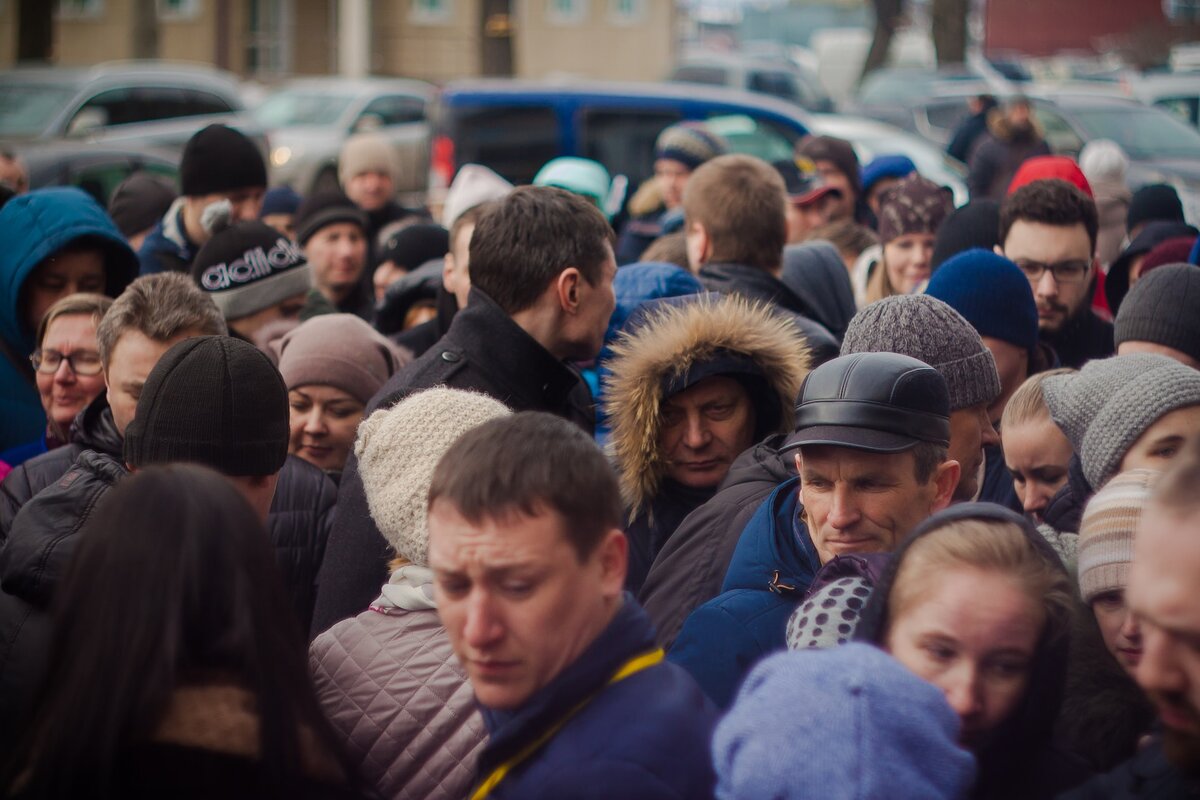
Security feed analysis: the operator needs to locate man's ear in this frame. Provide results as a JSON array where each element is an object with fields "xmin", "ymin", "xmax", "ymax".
[
  {"xmin": 596, "ymin": 528, "xmax": 628, "ymax": 599},
  {"xmin": 555, "ymin": 267, "xmax": 583, "ymax": 314},
  {"xmin": 441, "ymin": 249, "xmax": 457, "ymax": 284},
  {"xmin": 993, "ymin": 244, "xmax": 1005, "ymax": 257},
  {"xmin": 932, "ymin": 459, "xmax": 961, "ymax": 512}
]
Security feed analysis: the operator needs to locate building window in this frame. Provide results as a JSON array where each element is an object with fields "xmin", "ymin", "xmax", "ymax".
[
  {"xmin": 1165, "ymin": 0, "xmax": 1200, "ymax": 21},
  {"xmin": 56, "ymin": 0, "xmax": 105, "ymax": 19},
  {"xmin": 608, "ymin": 0, "xmax": 644, "ymax": 25},
  {"xmin": 547, "ymin": 0, "xmax": 588, "ymax": 26},
  {"xmin": 158, "ymin": 0, "xmax": 201, "ymax": 20},
  {"xmin": 410, "ymin": 0, "xmax": 452, "ymax": 25}
]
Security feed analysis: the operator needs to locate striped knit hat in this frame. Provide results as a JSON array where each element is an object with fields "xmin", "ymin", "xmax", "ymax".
[
  {"xmin": 654, "ymin": 122, "xmax": 728, "ymax": 171},
  {"xmin": 1077, "ymin": 469, "xmax": 1161, "ymax": 603}
]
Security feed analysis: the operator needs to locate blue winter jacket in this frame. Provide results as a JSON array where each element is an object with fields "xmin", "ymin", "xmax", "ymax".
[
  {"xmin": 669, "ymin": 476, "xmax": 821, "ymax": 708},
  {"xmin": 136, "ymin": 198, "xmax": 197, "ymax": 275},
  {"xmin": 475, "ymin": 595, "xmax": 718, "ymax": 800},
  {"xmin": 0, "ymin": 188, "xmax": 136, "ymax": 450}
]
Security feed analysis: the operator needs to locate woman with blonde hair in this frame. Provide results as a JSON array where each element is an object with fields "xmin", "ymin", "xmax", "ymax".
[{"xmin": 859, "ymin": 174, "xmax": 954, "ymax": 306}]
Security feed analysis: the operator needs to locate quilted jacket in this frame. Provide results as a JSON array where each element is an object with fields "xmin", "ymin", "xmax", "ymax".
[{"xmin": 310, "ymin": 606, "xmax": 485, "ymax": 800}]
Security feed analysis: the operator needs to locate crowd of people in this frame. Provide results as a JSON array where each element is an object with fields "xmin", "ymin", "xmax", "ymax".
[{"xmin": 0, "ymin": 111, "xmax": 1199, "ymax": 799}]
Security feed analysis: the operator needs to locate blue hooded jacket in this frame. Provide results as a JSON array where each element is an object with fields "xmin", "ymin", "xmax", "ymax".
[
  {"xmin": 0, "ymin": 188, "xmax": 136, "ymax": 450},
  {"xmin": 668, "ymin": 476, "xmax": 821, "ymax": 708}
]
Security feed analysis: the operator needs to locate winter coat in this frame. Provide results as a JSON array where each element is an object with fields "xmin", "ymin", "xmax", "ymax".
[
  {"xmin": 697, "ymin": 262, "xmax": 840, "ymax": 365},
  {"xmin": 310, "ymin": 604, "xmax": 485, "ymax": 800},
  {"xmin": 0, "ymin": 188, "xmax": 137, "ymax": 450},
  {"xmin": 1044, "ymin": 456, "xmax": 1095, "ymax": 536},
  {"xmin": 1042, "ymin": 308, "xmax": 1115, "ymax": 370},
  {"xmin": 615, "ymin": 210, "xmax": 667, "ymax": 266},
  {"xmin": 0, "ymin": 435, "xmax": 53, "ymax": 473},
  {"xmin": 668, "ymin": 476, "xmax": 821, "ymax": 709},
  {"xmin": 854, "ymin": 503, "xmax": 1091, "ymax": 800},
  {"xmin": 966, "ymin": 112, "xmax": 1052, "ymax": 200},
  {"xmin": 947, "ymin": 108, "xmax": 994, "ymax": 165},
  {"xmin": 1060, "ymin": 734, "xmax": 1200, "ymax": 799},
  {"xmin": 473, "ymin": 596, "xmax": 718, "ymax": 800},
  {"xmin": 639, "ymin": 432, "xmax": 795, "ymax": 649},
  {"xmin": 604, "ymin": 295, "xmax": 811, "ymax": 593},
  {"xmin": 9, "ymin": 683, "xmax": 364, "ymax": 800},
  {"xmin": 779, "ymin": 241, "xmax": 857, "ymax": 341},
  {"xmin": 388, "ymin": 286, "xmax": 459, "ymax": 358},
  {"xmin": 136, "ymin": 197, "xmax": 199, "ymax": 275},
  {"xmin": 374, "ymin": 260, "xmax": 442, "ymax": 336},
  {"xmin": 310, "ymin": 288, "xmax": 596, "ymax": 636}
]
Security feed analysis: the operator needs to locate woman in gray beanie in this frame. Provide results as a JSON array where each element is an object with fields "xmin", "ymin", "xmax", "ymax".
[{"xmin": 274, "ymin": 313, "xmax": 408, "ymax": 478}]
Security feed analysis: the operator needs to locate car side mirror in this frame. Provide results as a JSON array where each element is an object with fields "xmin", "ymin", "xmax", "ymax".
[
  {"xmin": 67, "ymin": 107, "xmax": 108, "ymax": 138},
  {"xmin": 353, "ymin": 113, "xmax": 384, "ymax": 133}
]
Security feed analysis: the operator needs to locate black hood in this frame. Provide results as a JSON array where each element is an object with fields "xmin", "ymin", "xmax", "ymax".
[
  {"xmin": 68, "ymin": 394, "xmax": 123, "ymax": 458},
  {"xmin": 780, "ymin": 241, "xmax": 856, "ymax": 341},
  {"xmin": 855, "ymin": 502, "xmax": 1072, "ymax": 795}
]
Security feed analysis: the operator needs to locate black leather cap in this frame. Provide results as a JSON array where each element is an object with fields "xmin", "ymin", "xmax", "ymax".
[{"xmin": 782, "ymin": 352, "xmax": 950, "ymax": 453}]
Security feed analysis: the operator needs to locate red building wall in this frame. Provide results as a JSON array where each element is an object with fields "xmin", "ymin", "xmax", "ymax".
[{"xmin": 985, "ymin": 0, "xmax": 1167, "ymax": 57}]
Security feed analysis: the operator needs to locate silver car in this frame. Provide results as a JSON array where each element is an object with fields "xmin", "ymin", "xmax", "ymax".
[{"xmin": 254, "ymin": 77, "xmax": 434, "ymax": 199}]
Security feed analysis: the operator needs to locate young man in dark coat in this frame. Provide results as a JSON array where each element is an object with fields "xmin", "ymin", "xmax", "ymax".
[
  {"xmin": 1000, "ymin": 178, "xmax": 1113, "ymax": 369},
  {"xmin": 966, "ymin": 96, "xmax": 1051, "ymax": 201},
  {"xmin": 428, "ymin": 412, "xmax": 718, "ymax": 800},
  {"xmin": 669, "ymin": 352, "xmax": 960, "ymax": 707},
  {"xmin": 310, "ymin": 186, "xmax": 617, "ymax": 635},
  {"xmin": 946, "ymin": 93, "xmax": 998, "ymax": 165}
]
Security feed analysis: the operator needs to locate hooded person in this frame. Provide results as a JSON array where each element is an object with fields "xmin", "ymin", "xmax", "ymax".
[
  {"xmin": 310, "ymin": 388, "xmax": 510, "ymax": 800},
  {"xmin": 860, "ymin": 174, "xmax": 955, "ymax": 306},
  {"xmin": 0, "ymin": 187, "xmax": 138, "ymax": 451},
  {"xmin": 1114, "ymin": 263, "xmax": 1200, "ymax": 368},
  {"xmin": 853, "ymin": 503, "xmax": 1089, "ymax": 799},
  {"xmin": 189, "ymin": 218, "xmax": 313, "ymax": 341},
  {"xmin": 1105, "ymin": 220, "xmax": 1199, "ymax": 315},
  {"xmin": 1040, "ymin": 353, "xmax": 1200, "ymax": 533},
  {"xmin": 107, "ymin": 172, "xmax": 178, "ymax": 253},
  {"xmin": 930, "ymin": 199, "xmax": 1001, "ymax": 271},
  {"xmin": 1078, "ymin": 140, "xmax": 1131, "ymax": 269},
  {"xmin": 713, "ymin": 644, "xmax": 977, "ymax": 800},
  {"xmin": 137, "ymin": 124, "xmax": 268, "ymax": 275},
  {"xmin": 966, "ymin": 96, "xmax": 1052, "ymax": 201},
  {"xmin": 604, "ymin": 294, "xmax": 810, "ymax": 593},
  {"xmin": 779, "ymin": 240, "xmax": 857, "ymax": 341}
]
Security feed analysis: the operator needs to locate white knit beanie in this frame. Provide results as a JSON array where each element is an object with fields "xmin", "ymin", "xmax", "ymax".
[
  {"xmin": 338, "ymin": 132, "xmax": 401, "ymax": 186},
  {"xmin": 355, "ymin": 388, "xmax": 511, "ymax": 565},
  {"xmin": 1077, "ymin": 468, "xmax": 1159, "ymax": 604}
]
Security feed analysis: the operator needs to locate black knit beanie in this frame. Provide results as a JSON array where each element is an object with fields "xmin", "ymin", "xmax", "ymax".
[
  {"xmin": 931, "ymin": 199, "xmax": 1000, "ymax": 270},
  {"xmin": 108, "ymin": 172, "xmax": 177, "ymax": 237},
  {"xmin": 295, "ymin": 190, "xmax": 367, "ymax": 246},
  {"xmin": 379, "ymin": 223, "xmax": 450, "ymax": 269},
  {"xmin": 1115, "ymin": 263, "xmax": 1200, "ymax": 365},
  {"xmin": 1127, "ymin": 184, "xmax": 1185, "ymax": 234},
  {"xmin": 124, "ymin": 336, "xmax": 289, "ymax": 475},
  {"xmin": 180, "ymin": 124, "xmax": 268, "ymax": 197}
]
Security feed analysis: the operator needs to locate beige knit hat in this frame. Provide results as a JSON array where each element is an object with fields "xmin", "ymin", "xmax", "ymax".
[
  {"xmin": 355, "ymin": 388, "xmax": 511, "ymax": 565},
  {"xmin": 1077, "ymin": 468, "xmax": 1161, "ymax": 603},
  {"xmin": 338, "ymin": 132, "xmax": 400, "ymax": 186}
]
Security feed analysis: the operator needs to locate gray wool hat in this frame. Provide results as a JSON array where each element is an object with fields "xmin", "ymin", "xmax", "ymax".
[
  {"xmin": 1042, "ymin": 353, "xmax": 1200, "ymax": 489},
  {"xmin": 1114, "ymin": 264, "xmax": 1200, "ymax": 366},
  {"xmin": 841, "ymin": 294, "xmax": 1001, "ymax": 411}
]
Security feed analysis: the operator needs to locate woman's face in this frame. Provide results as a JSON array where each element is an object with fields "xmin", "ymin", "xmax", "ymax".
[
  {"xmin": 882, "ymin": 233, "xmax": 936, "ymax": 295},
  {"xmin": 287, "ymin": 385, "xmax": 365, "ymax": 472},
  {"xmin": 1119, "ymin": 405, "xmax": 1200, "ymax": 474},
  {"xmin": 1003, "ymin": 416, "xmax": 1074, "ymax": 523},
  {"xmin": 1091, "ymin": 589, "xmax": 1143, "ymax": 676},
  {"xmin": 886, "ymin": 566, "xmax": 1044, "ymax": 749},
  {"xmin": 35, "ymin": 313, "xmax": 105, "ymax": 432}
]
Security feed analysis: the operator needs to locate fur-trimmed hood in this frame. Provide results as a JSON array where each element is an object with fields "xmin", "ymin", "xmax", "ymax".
[{"xmin": 604, "ymin": 294, "xmax": 810, "ymax": 516}]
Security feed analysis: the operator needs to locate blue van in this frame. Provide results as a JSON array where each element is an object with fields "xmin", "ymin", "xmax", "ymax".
[{"xmin": 430, "ymin": 79, "xmax": 814, "ymax": 188}]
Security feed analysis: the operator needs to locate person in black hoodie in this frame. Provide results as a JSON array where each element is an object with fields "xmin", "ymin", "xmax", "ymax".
[
  {"xmin": 855, "ymin": 503, "xmax": 1091, "ymax": 799},
  {"xmin": 684, "ymin": 154, "xmax": 840, "ymax": 365}
]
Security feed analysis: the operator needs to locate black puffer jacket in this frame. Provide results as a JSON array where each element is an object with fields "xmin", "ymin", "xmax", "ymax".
[
  {"xmin": 639, "ymin": 433, "xmax": 795, "ymax": 649},
  {"xmin": 854, "ymin": 503, "xmax": 1091, "ymax": 800},
  {"xmin": 1044, "ymin": 455, "xmax": 1094, "ymax": 535}
]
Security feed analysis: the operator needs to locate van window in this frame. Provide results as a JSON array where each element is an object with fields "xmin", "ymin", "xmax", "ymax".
[
  {"xmin": 705, "ymin": 113, "xmax": 797, "ymax": 163},
  {"xmin": 748, "ymin": 71, "xmax": 800, "ymax": 102},
  {"xmin": 450, "ymin": 105, "xmax": 558, "ymax": 184},
  {"xmin": 580, "ymin": 109, "xmax": 682, "ymax": 183},
  {"xmin": 360, "ymin": 94, "xmax": 426, "ymax": 127},
  {"xmin": 671, "ymin": 66, "xmax": 728, "ymax": 86}
]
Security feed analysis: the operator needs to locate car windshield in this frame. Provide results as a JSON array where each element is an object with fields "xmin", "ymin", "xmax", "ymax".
[
  {"xmin": 1069, "ymin": 106, "xmax": 1200, "ymax": 160},
  {"xmin": 255, "ymin": 90, "xmax": 355, "ymax": 127},
  {"xmin": 0, "ymin": 82, "xmax": 78, "ymax": 137}
]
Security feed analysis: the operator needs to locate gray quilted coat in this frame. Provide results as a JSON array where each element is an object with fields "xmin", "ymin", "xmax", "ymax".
[{"xmin": 310, "ymin": 606, "xmax": 485, "ymax": 799}]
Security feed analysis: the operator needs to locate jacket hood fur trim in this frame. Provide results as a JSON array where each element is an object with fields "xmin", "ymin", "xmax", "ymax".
[{"xmin": 604, "ymin": 294, "xmax": 810, "ymax": 517}]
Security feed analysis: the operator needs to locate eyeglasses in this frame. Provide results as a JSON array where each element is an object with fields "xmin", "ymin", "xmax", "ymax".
[
  {"xmin": 30, "ymin": 348, "xmax": 103, "ymax": 376},
  {"xmin": 1014, "ymin": 258, "xmax": 1091, "ymax": 284}
]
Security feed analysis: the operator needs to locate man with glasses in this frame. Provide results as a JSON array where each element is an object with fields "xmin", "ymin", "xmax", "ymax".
[{"xmin": 999, "ymin": 178, "xmax": 1114, "ymax": 369}]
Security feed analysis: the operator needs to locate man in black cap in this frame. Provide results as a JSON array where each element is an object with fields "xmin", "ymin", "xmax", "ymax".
[
  {"xmin": 108, "ymin": 172, "xmax": 177, "ymax": 253},
  {"xmin": 667, "ymin": 352, "xmax": 960, "ymax": 708},
  {"xmin": 137, "ymin": 124, "xmax": 268, "ymax": 275},
  {"xmin": 294, "ymin": 190, "xmax": 373, "ymax": 321}
]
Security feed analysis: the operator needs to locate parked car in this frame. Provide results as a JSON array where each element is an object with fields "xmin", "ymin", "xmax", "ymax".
[
  {"xmin": 20, "ymin": 141, "xmax": 179, "ymax": 208},
  {"xmin": 668, "ymin": 51, "xmax": 835, "ymax": 112},
  {"xmin": 850, "ymin": 66, "xmax": 991, "ymax": 139},
  {"xmin": 431, "ymin": 79, "xmax": 814, "ymax": 191},
  {"xmin": 1128, "ymin": 72, "xmax": 1200, "ymax": 128},
  {"xmin": 0, "ymin": 61, "xmax": 266, "ymax": 157},
  {"xmin": 253, "ymin": 77, "xmax": 434, "ymax": 198}
]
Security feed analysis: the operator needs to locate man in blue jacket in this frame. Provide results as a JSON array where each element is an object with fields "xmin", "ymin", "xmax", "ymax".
[
  {"xmin": 428, "ymin": 412, "xmax": 718, "ymax": 800},
  {"xmin": 670, "ymin": 351, "xmax": 960, "ymax": 708}
]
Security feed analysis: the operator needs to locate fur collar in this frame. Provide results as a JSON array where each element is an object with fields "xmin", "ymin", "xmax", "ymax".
[{"xmin": 603, "ymin": 295, "xmax": 810, "ymax": 516}]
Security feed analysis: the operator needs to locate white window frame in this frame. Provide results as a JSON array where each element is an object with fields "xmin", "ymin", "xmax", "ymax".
[
  {"xmin": 410, "ymin": 0, "xmax": 453, "ymax": 25},
  {"xmin": 547, "ymin": 0, "xmax": 588, "ymax": 26}
]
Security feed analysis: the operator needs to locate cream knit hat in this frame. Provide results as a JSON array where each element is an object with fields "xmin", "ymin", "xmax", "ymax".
[
  {"xmin": 1077, "ymin": 468, "xmax": 1160, "ymax": 603},
  {"xmin": 355, "ymin": 388, "xmax": 511, "ymax": 565}
]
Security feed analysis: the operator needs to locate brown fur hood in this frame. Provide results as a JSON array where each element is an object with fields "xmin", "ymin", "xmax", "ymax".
[
  {"xmin": 603, "ymin": 295, "xmax": 810, "ymax": 516},
  {"xmin": 986, "ymin": 107, "xmax": 1045, "ymax": 143}
]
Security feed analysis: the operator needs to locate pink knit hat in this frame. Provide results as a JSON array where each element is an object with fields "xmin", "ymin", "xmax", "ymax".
[{"xmin": 274, "ymin": 314, "xmax": 408, "ymax": 405}]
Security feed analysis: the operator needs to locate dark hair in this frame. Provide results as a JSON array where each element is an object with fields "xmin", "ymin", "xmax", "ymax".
[
  {"xmin": 428, "ymin": 412, "xmax": 622, "ymax": 560},
  {"xmin": 999, "ymin": 179, "xmax": 1099, "ymax": 256},
  {"xmin": 682, "ymin": 154, "xmax": 787, "ymax": 271},
  {"xmin": 6, "ymin": 465, "xmax": 358, "ymax": 797},
  {"xmin": 467, "ymin": 186, "xmax": 614, "ymax": 314},
  {"xmin": 911, "ymin": 441, "xmax": 949, "ymax": 484}
]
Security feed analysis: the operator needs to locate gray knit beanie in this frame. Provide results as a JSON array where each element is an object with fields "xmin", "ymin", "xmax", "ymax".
[
  {"xmin": 1042, "ymin": 353, "xmax": 1200, "ymax": 489},
  {"xmin": 841, "ymin": 294, "xmax": 1001, "ymax": 411},
  {"xmin": 355, "ymin": 388, "xmax": 511, "ymax": 566},
  {"xmin": 1114, "ymin": 264, "xmax": 1200, "ymax": 366}
]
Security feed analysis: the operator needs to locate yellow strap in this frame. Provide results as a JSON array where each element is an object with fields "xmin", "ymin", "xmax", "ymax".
[{"xmin": 469, "ymin": 648, "xmax": 665, "ymax": 800}]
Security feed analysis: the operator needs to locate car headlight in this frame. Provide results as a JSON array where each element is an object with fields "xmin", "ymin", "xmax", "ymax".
[{"xmin": 270, "ymin": 146, "xmax": 293, "ymax": 168}]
